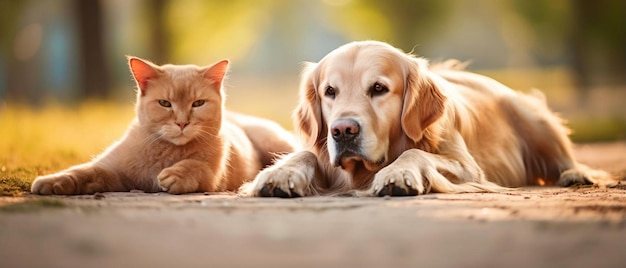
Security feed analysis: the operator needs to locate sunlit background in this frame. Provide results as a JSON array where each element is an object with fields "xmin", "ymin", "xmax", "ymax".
[{"xmin": 2, "ymin": 0, "xmax": 626, "ymax": 121}]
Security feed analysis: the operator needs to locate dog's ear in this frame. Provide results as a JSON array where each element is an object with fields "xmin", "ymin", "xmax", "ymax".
[
  {"xmin": 293, "ymin": 62, "xmax": 325, "ymax": 149},
  {"xmin": 401, "ymin": 57, "xmax": 447, "ymax": 143}
]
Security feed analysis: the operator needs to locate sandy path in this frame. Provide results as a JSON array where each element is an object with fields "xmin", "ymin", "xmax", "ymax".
[{"xmin": 1, "ymin": 142, "xmax": 625, "ymax": 268}]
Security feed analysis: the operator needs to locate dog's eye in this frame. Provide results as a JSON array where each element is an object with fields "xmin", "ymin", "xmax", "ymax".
[
  {"xmin": 369, "ymin": 82, "xmax": 389, "ymax": 97},
  {"xmin": 324, "ymin": 86, "xmax": 336, "ymax": 98},
  {"xmin": 158, "ymin": 100, "xmax": 172, "ymax": 107}
]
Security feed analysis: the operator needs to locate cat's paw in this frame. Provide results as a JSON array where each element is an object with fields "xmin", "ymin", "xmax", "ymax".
[
  {"xmin": 157, "ymin": 166, "xmax": 200, "ymax": 194},
  {"xmin": 31, "ymin": 173, "xmax": 78, "ymax": 195}
]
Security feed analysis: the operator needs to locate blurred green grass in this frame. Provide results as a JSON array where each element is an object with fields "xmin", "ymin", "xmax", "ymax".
[
  {"xmin": 1, "ymin": 71, "xmax": 624, "ymax": 196},
  {"xmin": 0, "ymin": 101, "xmax": 136, "ymax": 196}
]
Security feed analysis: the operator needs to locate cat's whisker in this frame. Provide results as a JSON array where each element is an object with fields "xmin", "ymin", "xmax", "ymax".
[
  {"xmin": 199, "ymin": 129, "xmax": 217, "ymax": 138},
  {"xmin": 195, "ymin": 129, "xmax": 220, "ymax": 141},
  {"xmin": 192, "ymin": 132, "xmax": 212, "ymax": 144},
  {"xmin": 143, "ymin": 132, "xmax": 165, "ymax": 148},
  {"xmin": 199, "ymin": 126, "xmax": 220, "ymax": 134},
  {"xmin": 195, "ymin": 134, "xmax": 216, "ymax": 146}
]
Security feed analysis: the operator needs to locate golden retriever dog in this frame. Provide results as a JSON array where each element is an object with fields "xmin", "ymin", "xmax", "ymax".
[{"xmin": 240, "ymin": 40, "xmax": 613, "ymax": 197}]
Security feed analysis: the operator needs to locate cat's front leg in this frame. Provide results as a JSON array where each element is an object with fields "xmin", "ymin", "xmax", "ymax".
[
  {"xmin": 31, "ymin": 163, "xmax": 124, "ymax": 195},
  {"xmin": 157, "ymin": 159, "xmax": 213, "ymax": 194}
]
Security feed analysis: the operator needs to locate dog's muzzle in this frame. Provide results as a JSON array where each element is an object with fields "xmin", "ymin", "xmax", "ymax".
[
  {"xmin": 330, "ymin": 118, "xmax": 387, "ymax": 170},
  {"xmin": 330, "ymin": 118, "xmax": 362, "ymax": 167}
]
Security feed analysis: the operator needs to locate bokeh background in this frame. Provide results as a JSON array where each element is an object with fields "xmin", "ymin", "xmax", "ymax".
[
  {"xmin": 1, "ymin": 0, "xmax": 625, "ymax": 158},
  {"xmin": 0, "ymin": 0, "xmax": 625, "ymax": 194}
]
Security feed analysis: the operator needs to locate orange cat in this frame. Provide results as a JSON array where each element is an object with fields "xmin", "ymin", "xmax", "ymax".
[{"xmin": 31, "ymin": 57, "xmax": 295, "ymax": 195}]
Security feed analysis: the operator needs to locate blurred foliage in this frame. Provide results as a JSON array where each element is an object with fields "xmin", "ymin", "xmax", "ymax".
[
  {"xmin": 512, "ymin": 0, "xmax": 626, "ymax": 89},
  {"xmin": 0, "ymin": 0, "xmax": 624, "ymax": 143},
  {"xmin": 2, "ymin": 0, "xmax": 624, "ymax": 97},
  {"xmin": 165, "ymin": 0, "xmax": 276, "ymax": 64},
  {"xmin": 569, "ymin": 117, "xmax": 626, "ymax": 143},
  {"xmin": 327, "ymin": 0, "xmax": 451, "ymax": 51}
]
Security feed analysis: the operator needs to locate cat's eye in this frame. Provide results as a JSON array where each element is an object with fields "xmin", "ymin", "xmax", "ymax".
[
  {"xmin": 158, "ymin": 100, "xmax": 171, "ymax": 107},
  {"xmin": 192, "ymin": 100, "xmax": 205, "ymax": 107}
]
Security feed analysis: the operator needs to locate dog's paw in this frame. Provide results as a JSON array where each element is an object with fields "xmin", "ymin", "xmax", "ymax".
[
  {"xmin": 157, "ymin": 166, "xmax": 199, "ymax": 194},
  {"xmin": 558, "ymin": 166, "xmax": 613, "ymax": 187},
  {"xmin": 31, "ymin": 173, "xmax": 78, "ymax": 195},
  {"xmin": 558, "ymin": 169, "xmax": 591, "ymax": 187},
  {"xmin": 240, "ymin": 164, "xmax": 314, "ymax": 198},
  {"xmin": 240, "ymin": 152, "xmax": 317, "ymax": 198},
  {"xmin": 371, "ymin": 167, "xmax": 430, "ymax": 197}
]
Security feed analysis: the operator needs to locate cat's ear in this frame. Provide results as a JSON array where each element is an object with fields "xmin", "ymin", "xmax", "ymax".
[
  {"xmin": 203, "ymin": 59, "xmax": 229, "ymax": 89},
  {"xmin": 128, "ymin": 56, "xmax": 161, "ymax": 94}
]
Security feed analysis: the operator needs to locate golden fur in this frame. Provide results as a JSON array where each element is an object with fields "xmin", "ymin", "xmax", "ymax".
[
  {"xmin": 31, "ymin": 57, "xmax": 294, "ymax": 195},
  {"xmin": 240, "ymin": 40, "xmax": 613, "ymax": 197}
]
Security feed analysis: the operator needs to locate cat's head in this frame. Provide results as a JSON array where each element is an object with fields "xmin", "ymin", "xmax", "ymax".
[{"xmin": 128, "ymin": 56, "xmax": 229, "ymax": 145}]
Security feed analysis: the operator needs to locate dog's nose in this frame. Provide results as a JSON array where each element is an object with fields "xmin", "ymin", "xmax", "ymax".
[{"xmin": 331, "ymin": 119, "xmax": 360, "ymax": 142}]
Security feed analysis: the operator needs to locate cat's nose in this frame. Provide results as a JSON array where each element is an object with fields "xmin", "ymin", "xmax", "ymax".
[{"xmin": 177, "ymin": 122, "xmax": 189, "ymax": 130}]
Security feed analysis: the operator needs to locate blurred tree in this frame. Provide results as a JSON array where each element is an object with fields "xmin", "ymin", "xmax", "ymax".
[
  {"xmin": 147, "ymin": 0, "xmax": 169, "ymax": 63},
  {"xmin": 513, "ymin": 0, "xmax": 626, "ymax": 95},
  {"xmin": 0, "ymin": 1, "xmax": 24, "ymax": 50},
  {"xmin": 75, "ymin": 0, "xmax": 110, "ymax": 99},
  {"xmin": 0, "ymin": 1, "xmax": 26, "ymax": 101},
  {"xmin": 570, "ymin": 0, "xmax": 626, "ymax": 91}
]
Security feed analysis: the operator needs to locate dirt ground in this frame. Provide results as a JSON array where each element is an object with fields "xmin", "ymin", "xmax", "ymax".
[{"xmin": 1, "ymin": 142, "xmax": 625, "ymax": 268}]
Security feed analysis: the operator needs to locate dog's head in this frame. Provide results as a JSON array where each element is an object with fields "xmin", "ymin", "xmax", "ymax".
[{"xmin": 294, "ymin": 41, "xmax": 447, "ymax": 172}]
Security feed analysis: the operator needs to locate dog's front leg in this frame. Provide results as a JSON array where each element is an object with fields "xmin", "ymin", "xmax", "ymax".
[
  {"xmin": 369, "ymin": 149, "xmax": 433, "ymax": 196},
  {"xmin": 238, "ymin": 151, "xmax": 320, "ymax": 198},
  {"xmin": 370, "ymin": 146, "xmax": 501, "ymax": 197}
]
